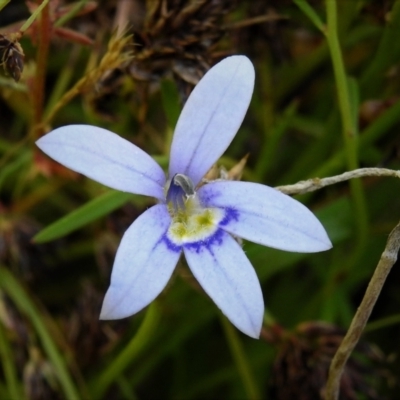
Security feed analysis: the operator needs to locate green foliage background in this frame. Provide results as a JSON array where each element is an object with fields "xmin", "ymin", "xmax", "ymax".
[{"xmin": 1, "ymin": 0, "xmax": 400, "ymax": 399}]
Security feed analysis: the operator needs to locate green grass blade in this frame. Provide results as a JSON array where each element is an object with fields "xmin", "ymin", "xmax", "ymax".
[
  {"xmin": 0, "ymin": 0, "xmax": 10, "ymax": 12},
  {"xmin": 34, "ymin": 190, "xmax": 133, "ymax": 243},
  {"xmin": 161, "ymin": 79, "xmax": 181, "ymax": 130},
  {"xmin": 0, "ymin": 268, "xmax": 80, "ymax": 400},
  {"xmin": 294, "ymin": 0, "xmax": 326, "ymax": 33},
  {"xmin": 90, "ymin": 302, "xmax": 161, "ymax": 398},
  {"xmin": 0, "ymin": 321, "xmax": 23, "ymax": 399}
]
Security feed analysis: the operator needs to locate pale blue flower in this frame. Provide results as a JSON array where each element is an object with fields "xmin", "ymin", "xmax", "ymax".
[{"xmin": 36, "ymin": 56, "xmax": 332, "ymax": 338}]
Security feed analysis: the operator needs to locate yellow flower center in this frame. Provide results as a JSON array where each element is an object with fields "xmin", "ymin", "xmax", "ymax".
[{"xmin": 167, "ymin": 195, "xmax": 224, "ymax": 245}]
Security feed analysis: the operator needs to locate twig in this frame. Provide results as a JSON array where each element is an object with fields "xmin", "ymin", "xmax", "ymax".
[
  {"xmin": 324, "ymin": 221, "xmax": 400, "ymax": 400},
  {"xmin": 276, "ymin": 166, "xmax": 400, "ymax": 398},
  {"xmin": 275, "ymin": 168, "xmax": 400, "ymax": 195}
]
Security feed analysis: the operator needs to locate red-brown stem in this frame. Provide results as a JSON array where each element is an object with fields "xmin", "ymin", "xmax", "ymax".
[{"xmin": 31, "ymin": 1, "xmax": 50, "ymax": 140}]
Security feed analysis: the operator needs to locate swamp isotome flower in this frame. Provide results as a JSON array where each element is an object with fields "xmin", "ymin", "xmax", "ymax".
[{"xmin": 36, "ymin": 56, "xmax": 332, "ymax": 338}]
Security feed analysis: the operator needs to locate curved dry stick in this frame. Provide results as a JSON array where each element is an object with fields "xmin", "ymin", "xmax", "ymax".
[
  {"xmin": 276, "ymin": 168, "xmax": 400, "ymax": 195},
  {"xmin": 324, "ymin": 221, "xmax": 400, "ymax": 400},
  {"xmin": 275, "ymin": 166, "xmax": 400, "ymax": 399}
]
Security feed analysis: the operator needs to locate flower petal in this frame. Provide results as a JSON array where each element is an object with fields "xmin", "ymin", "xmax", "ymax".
[
  {"xmin": 36, "ymin": 125, "xmax": 166, "ymax": 199},
  {"xmin": 183, "ymin": 230, "xmax": 264, "ymax": 338},
  {"xmin": 199, "ymin": 181, "xmax": 332, "ymax": 252},
  {"xmin": 100, "ymin": 204, "xmax": 181, "ymax": 319},
  {"xmin": 169, "ymin": 56, "xmax": 254, "ymax": 186}
]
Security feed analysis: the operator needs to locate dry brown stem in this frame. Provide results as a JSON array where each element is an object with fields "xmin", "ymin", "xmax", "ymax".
[
  {"xmin": 324, "ymin": 222, "xmax": 400, "ymax": 399},
  {"xmin": 276, "ymin": 168, "xmax": 400, "ymax": 195}
]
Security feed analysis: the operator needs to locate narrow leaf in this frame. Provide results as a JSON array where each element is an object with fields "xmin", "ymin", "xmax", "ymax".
[
  {"xmin": 160, "ymin": 79, "xmax": 181, "ymax": 129},
  {"xmin": 294, "ymin": 0, "xmax": 326, "ymax": 33},
  {"xmin": 0, "ymin": 0, "xmax": 10, "ymax": 13},
  {"xmin": 34, "ymin": 190, "xmax": 133, "ymax": 242},
  {"xmin": 0, "ymin": 267, "xmax": 81, "ymax": 400}
]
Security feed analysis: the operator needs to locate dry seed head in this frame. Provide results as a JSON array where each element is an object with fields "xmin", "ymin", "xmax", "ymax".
[
  {"xmin": 87, "ymin": 33, "xmax": 134, "ymax": 90},
  {"xmin": 88, "ymin": 0, "xmax": 238, "ymax": 117},
  {"xmin": 130, "ymin": 0, "xmax": 238, "ymax": 92},
  {"xmin": 0, "ymin": 33, "xmax": 25, "ymax": 82},
  {"xmin": 269, "ymin": 321, "xmax": 387, "ymax": 400}
]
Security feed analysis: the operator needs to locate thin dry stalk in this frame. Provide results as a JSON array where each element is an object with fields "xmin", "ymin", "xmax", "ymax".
[
  {"xmin": 324, "ymin": 221, "xmax": 400, "ymax": 399},
  {"xmin": 276, "ymin": 168, "xmax": 400, "ymax": 195},
  {"xmin": 275, "ymin": 166, "xmax": 400, "ymax": 399},
  {"xmin": 43, "ymin": 33, "xmax": 133, "ymax": 126}
]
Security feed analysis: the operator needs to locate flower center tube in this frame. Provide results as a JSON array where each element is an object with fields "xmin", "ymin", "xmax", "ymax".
[{"xmin": 165, "ymin": 174, "xmax": 224, "ymax": 245}]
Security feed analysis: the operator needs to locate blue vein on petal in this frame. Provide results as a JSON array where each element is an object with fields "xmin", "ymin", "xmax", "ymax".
[
  {"xmin": 182, "ymin": 61, "xmax": 242, "ymax": 176},
  {"xmin": 188, "ymin": 230, "xmax": 259, "ymax": 335},
  {"xmin": 200, "ymin": 187, "xmax": 329, "ymax": 246},
  {"xmin": 43, "ymin": 140, "xmax": 165, "ymax": 186}
]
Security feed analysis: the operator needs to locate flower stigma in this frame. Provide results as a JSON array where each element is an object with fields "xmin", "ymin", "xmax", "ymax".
[{"xmin": 166, "ymin": 174, "xmax": 224, "ymax": 245}]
